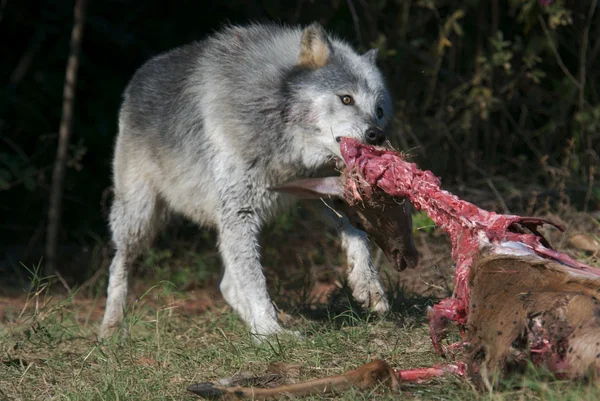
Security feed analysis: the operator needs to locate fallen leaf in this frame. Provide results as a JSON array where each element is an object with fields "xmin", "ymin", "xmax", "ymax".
[
  {"xmin": 135, "ymin": 357, "xmax": 158, "ymax": 366},
  {"xmin": 267, "ymin": 362, "xmax": 301, "ymax": 384},
  {"xmin": 568, "ymin": 234, "xmax": 600, "ymax": 254}
]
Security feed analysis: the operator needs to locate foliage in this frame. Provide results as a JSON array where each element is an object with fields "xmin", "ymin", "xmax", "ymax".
[
  {"xmin": 412, "ymin": 211, "xmax": 436, "ymax": 234},
  {"xmin": 0, "ymin": 0, "xmax": 599, "ymax": 275}
]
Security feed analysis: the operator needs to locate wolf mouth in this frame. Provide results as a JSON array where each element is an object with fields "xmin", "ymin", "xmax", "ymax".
[{"xmin": 334, "ymin": 157, "xmax": 345, "ymax": 170}]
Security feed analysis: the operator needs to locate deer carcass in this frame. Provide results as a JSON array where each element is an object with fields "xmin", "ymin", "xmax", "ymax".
[
  {"xmin": 339, "ymin": 137, "xmax": 600, "ymax": 383},
  {"xmin": 187, "ymin": 138, "xmax": 600, "ymax": 399}
]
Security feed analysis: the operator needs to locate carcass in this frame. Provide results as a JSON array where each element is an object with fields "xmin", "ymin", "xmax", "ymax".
[
  {"xmin": 187, "ymin": 138, "xmax": 600, "ymax": 399},
  {"xmin": 340, "ymin": 137, "xmax": 600, "ymax": 382}
]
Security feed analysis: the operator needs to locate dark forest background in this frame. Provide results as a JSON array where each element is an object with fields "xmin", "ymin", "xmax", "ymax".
[{"xmin": 1, "ymin": 0, "xmax": 598, "ymax": 289}]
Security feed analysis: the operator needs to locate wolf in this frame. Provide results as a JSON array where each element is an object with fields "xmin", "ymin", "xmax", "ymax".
[{"xmin": 99, "ymin": 22, "xmax": 407, "ymax": 340}]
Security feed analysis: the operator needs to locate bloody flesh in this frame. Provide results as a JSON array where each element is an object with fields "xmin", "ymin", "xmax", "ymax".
[
  {"xmin": 394, "ymin": 362, "xmax": 467, "ymax": 383},
  {"xmin": 339, "ymin": 138, "xmax": 600, "ymax": 355}
]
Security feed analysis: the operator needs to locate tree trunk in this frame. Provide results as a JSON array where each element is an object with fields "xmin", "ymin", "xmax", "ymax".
[{"xmin": 45, "ymin": 0, "xmax": 88, "ymax": 277}]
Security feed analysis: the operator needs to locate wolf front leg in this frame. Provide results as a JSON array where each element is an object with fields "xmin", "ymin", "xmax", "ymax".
[
  {"xmin": 217, "ymin": 203, "xmax": 292, "ymax": 340},
  {"xmin": 316, "ymin": 201, "xmax": 389, "ymax": 314}
]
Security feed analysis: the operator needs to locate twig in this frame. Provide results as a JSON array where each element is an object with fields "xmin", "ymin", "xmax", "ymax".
[
  {"xmin": 2, "ymin": 164, "xmax": 52, "ymax": 190},
  {"xmin": 78, "ymin": 264, "xmax": 107, "ymax": 292},
  {"xmin": 538, "ymin": 15, "xmax": 581, "ymax": 90},
  {"xmin": 320, "ymin": 198, "xmax": 343, "ymax": 219},
  {"xmin": 8, "ymin": 27, "xmax": 45, "ymax": 89},
  {"xmin": 18, "ymin": 362, "xmax": 33, "ymax": 386},
  {"xmin": 45, "ymin": 0, "xmax": 88, "ymax": 276},
  {"xmin": 439, "ymin": 125, "xmax": 488, "ymax": 177},
  {"xmin": 583, "ymin": 165, "xmax": 595, "ymax": 213},
  {"xmin": 1, "ymin": 136, "xmax": 29, "ymax": 161},
  {"xmin": 54, "ymin": 268, "xmax": 72, "ymax": 293},
  {"xmin": 357, "ymin": 0, "xmax": 378, "ymax": 43},
  {"xmin": 399, "ymin": 0, "xmax": 412, "ymax": 40},
  {"xmin": 579, "ymin": 0, "xmax": 598, "ymax": 184},
  {"xmin": 419, "ymin": 277, "xmax": 446, "ymax": 293},
  {"xmin": 346, "ymin": 0, "xmax": 363, "ymax": 48},
  {"xmin": 586, "ymin": 35, "xmax": 600, "ymax": 70},
  {"xmin": 579, "ymin": 0, "xmax": 597, "ymax": 110},
  {"xmin": 485, "ymin": 178, "xmax": 510, "ymax": 214}
]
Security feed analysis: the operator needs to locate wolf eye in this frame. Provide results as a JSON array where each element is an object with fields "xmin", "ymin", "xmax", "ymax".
[
  {"xmin": 340, "ymin": 95, "xmax": 354, "ymax": 105},
  {"xmin": 376, "ymin": 107, "xmax": 384, "ymax": 119}
]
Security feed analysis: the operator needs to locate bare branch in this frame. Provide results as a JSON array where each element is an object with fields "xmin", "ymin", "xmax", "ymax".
[
  {"xmin": 579, "ymin": 0, "xmax": 598, "ymax": 190},
  {"xmin": 346, "ymin": 0, "xmax": 363, "ymax": 49},
  {"xmin": 538, "ymin": 15, "xmax": 581, "ymax": 90},
  {"xmin": 579, "ymin": 0, "xmax": 598, "ymax": 111},
  {"xmin": 45, "ymin": 0, "xmax": 88, "ymax": 276}
]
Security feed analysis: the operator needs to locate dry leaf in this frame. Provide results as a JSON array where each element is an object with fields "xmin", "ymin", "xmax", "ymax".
[
  {"xmin": 267, "ymin": 362, "xmax": 301, "ymax": 384},
  {"xmin": 568, "ymin": 234, "xmax": 600, "ymax": 254}
]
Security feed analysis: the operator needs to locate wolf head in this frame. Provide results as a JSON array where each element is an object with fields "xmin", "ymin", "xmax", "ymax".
[{"xmin": 284, "ymin": 23, "xmax": 393, "ymax": 159}]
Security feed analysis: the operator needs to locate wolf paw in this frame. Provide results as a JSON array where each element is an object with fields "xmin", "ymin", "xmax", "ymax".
[
  {"xmin": 250, "ymin": 328, "xmax": 304, "ymax": 344},
  {"xmin": 98, "ymin": 324, "xmax": 116, "ymax": 340},
  {"xmin": 351, "ymin": 279, "xmax": 390, "ymax": 314},
  {"xmin": 98, "ymin": 322, "xmax": 129, "ymax": 340},
  {"xmin": 369, "ymin": 294, "xmax": 390, "ymax": 314}
]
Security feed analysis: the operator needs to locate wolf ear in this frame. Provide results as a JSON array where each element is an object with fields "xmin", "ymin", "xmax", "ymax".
[
  {"xmin": 269, "ymin": 177, "xmax": 344, "ymax": 199},
  {"xmin": 298, "ymin": 23, "xmax": 333, "ymax": 69},
  {"xmin": 363, "ymin": 48, "xmax": 379, "ymax": 64}
]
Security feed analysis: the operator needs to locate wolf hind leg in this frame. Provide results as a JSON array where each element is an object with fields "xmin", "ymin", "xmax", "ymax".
[
  {"xmin": 316, "ymin": 202, "xmax": 389, "ymax": 314},
  {"xmin": 99, "ymin": 179, "xmax": 167, "ymax": 338}
]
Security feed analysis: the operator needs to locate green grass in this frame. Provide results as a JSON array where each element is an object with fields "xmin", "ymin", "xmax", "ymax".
[{"xmin": 2, "ymin": 274, "xmax": 600, "ymax": 401}]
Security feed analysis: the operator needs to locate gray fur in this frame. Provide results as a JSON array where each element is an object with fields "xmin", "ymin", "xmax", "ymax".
[{"xmin": 100, "ymin": 22, "xmax": 394, "ymax": 340}]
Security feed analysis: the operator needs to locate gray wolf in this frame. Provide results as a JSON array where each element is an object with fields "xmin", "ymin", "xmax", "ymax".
[{"xmin": 99, "ymin": 22, "xmax": 401, "ymax": 339}]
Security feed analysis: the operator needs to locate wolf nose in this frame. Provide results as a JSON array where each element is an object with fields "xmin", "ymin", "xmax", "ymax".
[{"xmin": 365, "ymin": 127, "xmax": 385, "ymax": 145}]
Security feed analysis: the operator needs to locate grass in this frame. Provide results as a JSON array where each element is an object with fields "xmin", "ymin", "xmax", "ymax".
[
  {"xmin": 2, "ymin": 270, "xmax": 600, "ymax": 400},
  {"xmin": 1, "ymin": 205, "xmax": 599, "ymax": 400}
]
